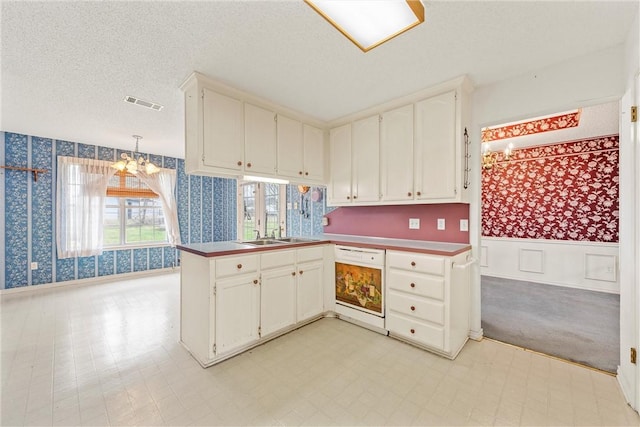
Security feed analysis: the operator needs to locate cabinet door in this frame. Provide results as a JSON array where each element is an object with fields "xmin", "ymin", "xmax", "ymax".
[
  {"xmin": 303, "ymin": 124, "xmax": 325, "ymax": 182},
  {"xmin": 380, "ymin": 104, "xmax": 414, "ymax": 202},
  {"xmin": 352, "ymin": 115, "xmax": 380, "ymax": 203},
  {"xmin": 245, "ymin": 103, "xmax": 277, "ymax": 175},
  {"xmin": 215, "ymin": 274, "xmax": 260, "ymax": 355},
  {"xmin": 276, "ymin": 114, "xmax": 304, "ymax": 179},
  {"xmin": 203, "ymin": 88, "xmax": 244, "ymax": 171},
  {"xmin": 296, "ymin": 261, "xmax": 324, "ymax": 322},
  {"xmin": 415, "ymin": 90, "xmax": 457, "ymax": 200},
  {"xmin": 261, "ymin": 266, "xmax": 297, "ymax": 336},
  {"xmin": 328, "ymin": 123, "xmax": 352, "ymax": 205}
]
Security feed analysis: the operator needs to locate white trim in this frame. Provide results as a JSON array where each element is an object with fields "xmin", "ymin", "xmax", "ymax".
[
  {"xmin": 0, "ymin": 132, "xmax": 5, "ymax": 289},
  {"xmin": 0, "ymin": 267, "xmax": 178, "ymax": 295}
]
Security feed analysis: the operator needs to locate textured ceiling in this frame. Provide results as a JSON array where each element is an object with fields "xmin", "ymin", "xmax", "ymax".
[{"xmin": 1, "ymin": 1, "xmax": 637, "ymax": 158}]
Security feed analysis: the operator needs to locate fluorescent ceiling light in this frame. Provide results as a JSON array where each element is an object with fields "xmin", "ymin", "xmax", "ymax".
[
  {"xmin": 243, "ymin": 175, "xmax": 290, "ymax": 185},
  {"xmin": 305, "ymin": 0, "xmax": 425, "ymax": 52}
]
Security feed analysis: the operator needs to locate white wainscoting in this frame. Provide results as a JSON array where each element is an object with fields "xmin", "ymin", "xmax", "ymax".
[{"xmin": 480, "ymin": 237, "xmax": 619, "ymax": 293}]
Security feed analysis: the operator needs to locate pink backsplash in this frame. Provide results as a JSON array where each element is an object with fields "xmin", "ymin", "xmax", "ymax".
[{"xmin": 323, "ymin": 204, "xmax": 470, "ymax": 243}]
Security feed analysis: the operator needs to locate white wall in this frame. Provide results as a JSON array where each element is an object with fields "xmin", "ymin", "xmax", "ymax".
[
  {"xmin": 480, "ymin": 238, "xmax": 619, "ymax": 294},
  {"xmin": 468, "ymin": 44, "xmax": 627, "ymax": 340}
]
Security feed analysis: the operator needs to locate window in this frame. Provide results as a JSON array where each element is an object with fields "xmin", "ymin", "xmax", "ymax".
[
  {"xmin": 238, "ymin": 182, "xmax": 286, "ymax": 240},
  {"xmin": 104, "ymin": 171, "xmax": 167, "ymax": 247}
]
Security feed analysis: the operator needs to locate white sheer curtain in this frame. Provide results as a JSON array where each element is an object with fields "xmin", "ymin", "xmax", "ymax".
[
  {"xmin": 137, "ymin": 169, "xmax": 181, "ymax": 245},
  {"xmin": 56, "ymin": 156, "xmax": 116, "ymax": 259}
]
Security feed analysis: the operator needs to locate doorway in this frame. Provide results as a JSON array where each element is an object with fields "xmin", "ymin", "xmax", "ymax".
[{"xmin": 478, "ymin": 102, "xmax": 621, "ymax": 373}]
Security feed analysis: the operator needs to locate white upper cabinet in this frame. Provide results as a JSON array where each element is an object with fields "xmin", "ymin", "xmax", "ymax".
[
  {"xmin": 302, "ymin": 124, "xmax": 325, "ymax": 183},
  {"xmin": 276, "ymin": 114, "xmax": 304, "ymax": 179},
  {"xmin": 244, "ymin": 103, "xmax": 277, "ymax": 175},
  {"xmin": 327, "ymin": 123, "xmax": 352, "ymax": 205},
  {"xmin": 415, "ymin": 90, "xmax": 457, "ymax": 200},
  {"xmin": 181, "ymin": 72, "xmax": 326, "ymax": 183},
  {"xmin": 327, "ymin": 76, "xmax": 471, "ymax": 206},
  {"xmin": 202, "ymin": 88, "xmax": 244, "ymax": 172},
  {"xmin": 352, "ymin": 115, "xmax": 380, "ymax": 203},
  {"xmin": 380, "ymin": 104, "xmax": 414, "ymax": 202},
  {"xmin": 277, "ymin": 118, "xmax": 324, "ymax": 184}
]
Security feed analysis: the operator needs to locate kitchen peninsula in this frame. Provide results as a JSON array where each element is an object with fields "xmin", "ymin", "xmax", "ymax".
[{"xmin": 178, "ymin": 235, "xmax": 472, "ymax": 367}]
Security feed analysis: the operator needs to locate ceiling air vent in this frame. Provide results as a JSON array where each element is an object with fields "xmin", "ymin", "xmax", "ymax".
[{"xmin": 123, "ymin": 95, "xmax": 164, "ymax": 111}]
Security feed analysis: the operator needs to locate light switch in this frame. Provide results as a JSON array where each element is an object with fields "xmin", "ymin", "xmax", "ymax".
[
  {"xmin": 409, "ymin": 218, "xmax": 420, "ymax": 229},
  {"xmin": 460, "ymin": 219, "xmax": 469, "ymax": 231},
  {"xmin": 437, "ymin": 218, "xmax": 446, "ymax": 230}
]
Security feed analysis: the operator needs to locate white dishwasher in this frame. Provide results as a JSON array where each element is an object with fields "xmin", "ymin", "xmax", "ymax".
[{"xmin": 334, "ymin": 245, "xmax": 387, "ymax": 334}]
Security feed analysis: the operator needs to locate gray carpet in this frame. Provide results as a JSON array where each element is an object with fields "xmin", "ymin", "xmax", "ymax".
[{"xmin": 481, "ymin": 276, "xmax": 620, "ymax": 373}]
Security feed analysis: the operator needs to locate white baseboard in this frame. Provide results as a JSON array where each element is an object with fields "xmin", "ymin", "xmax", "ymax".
[
  {"xmin": 0, "ymin": 267, "xmax": 179, "ymax": 295},
  {"xmin": 617, "ymin": 365, "xmax": 638, "ymax": 410},
  {"xmin": 469, "ymin": 328, "xmax": 484, "ymax": 341}
]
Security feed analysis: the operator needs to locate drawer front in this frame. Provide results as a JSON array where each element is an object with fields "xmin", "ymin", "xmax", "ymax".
[
  {"xmin": 387, "ymin": 313, "xmax": 444, "ymax": 350},
  {"xmin": 297, "ymin": 246, "xmax": 325, "ymax": 263},
  {"xmin": 216, "ymin": 255, "xmax": 259, "ymax": 278},
  {"xmin": 261, "ymin": 250, "xmax": 296, "ymax": 269},
  {"xmin": 387, "ymin": 269, "xmax": 445, "ymax": 301},
  {"xmin": 386, "ymin": 251, "xmax": 445, "ymax": 275},
  {"xmin": 388, "ymin": 291, "xmax": 444, "ymax": 325}
]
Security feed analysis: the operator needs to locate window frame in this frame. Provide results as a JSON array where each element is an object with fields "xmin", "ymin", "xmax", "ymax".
[{"xmin": 237, "ymin": 181, "xmax": 287, "ymax": 240}]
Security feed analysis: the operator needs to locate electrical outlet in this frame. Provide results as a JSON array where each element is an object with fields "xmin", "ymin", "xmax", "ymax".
[
  {"xmin": 460, "ymin": 219, "xmax": 469, "ymax": 231},
  {"xmin": 409, "ymin": 218, "xmax": 420, "ymax": 229},
  {"xmin": 437, "ymin": 218, "xmax": 446, "ymax": 230},
  {"xmin": 322, "ymin": 216, "xmax": 329, "ymax": 226},
  {"xmin": 287, "ymin": 202, "xmax": 292, "ymax": 210},
  {"xmin": 31, "ymin": 262, "xmax": 38, "ymax": 270}
]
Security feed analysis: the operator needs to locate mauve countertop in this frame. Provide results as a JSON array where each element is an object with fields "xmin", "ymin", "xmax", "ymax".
[{"xmin": 177, "ymin": 233, "xmax": 471, "ymax": 258}]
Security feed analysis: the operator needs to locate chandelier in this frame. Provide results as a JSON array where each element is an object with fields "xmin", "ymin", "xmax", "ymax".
[
  {"xmin": 111, "ymin": 135, "xmax": 160, "ymax": 175},
  {"xmin": 481, "ymin": 141, "xmax": 514, "ymax": 171}
]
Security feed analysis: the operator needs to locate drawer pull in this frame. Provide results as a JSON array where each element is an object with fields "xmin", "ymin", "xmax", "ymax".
[
  {"xmin": 237, "ymin": 264, "xmax": 242, "ymax": 269},
  {"xmin": 237, "ymin": 161, "xmax": 242, "ymax": 166},
  {"xmin": 305, "ymin": 172, "xmax": 309, "ymax": 176},
  {"xmin": 253, "ymin": 279, "xmax": 258, "ymax": 284},
  {"xmin": 411, "ymin": 261, "xmax": 416, "ymax": 267},
  {"xmin": 299, "ymin": 171, "xmax": 303, "ymax": 175},
  {"xmin": 291, "ymin": 272, "xmax": 296, "ymax": 276},
  {"xmin": 410, "ymin": 306, "xmax": 415, "ymax": 311},
  {"xmin": 410, "ymin": 328, "xmax": 415, "ymax": 334},
  {"xmin": 410, "ymin": 283, "xmax": 416, "ymax": 288},
  {"xmin": 247, "ymin": 162, "xmax": 252, "ymax": 168}
]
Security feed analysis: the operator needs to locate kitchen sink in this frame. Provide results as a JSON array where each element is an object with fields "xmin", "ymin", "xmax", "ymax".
[
  {"xmin": 242, "ymin": 239, "xmax": 286, "ymax": 246},
  {"xmin": 275, "ymin": 237, "xmax": 318, "ymax": 243}
]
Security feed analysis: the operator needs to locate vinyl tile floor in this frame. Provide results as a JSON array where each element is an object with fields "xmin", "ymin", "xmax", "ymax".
[{"xmin": 1, "ymin": 273, "xmax": 638, "ymax": 426}]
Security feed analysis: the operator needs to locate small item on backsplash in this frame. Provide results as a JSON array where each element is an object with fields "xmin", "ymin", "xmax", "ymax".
[{"xmin": 298, "ymin": 185, "xmax": 311, "ymax": 218}]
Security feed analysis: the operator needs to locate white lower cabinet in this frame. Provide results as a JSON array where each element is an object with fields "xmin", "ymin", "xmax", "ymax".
[
  {"xmin": 215, "ymin": 273, "xmax": 260, "ymax": 355},
  {"xmin": 180, "ymin": 246, "xmax": 326, "ymax": 367},
  {"xmin": 260, "ymin": 250, "xmax": 297, "ymax": 337},
  {"xmin": 385, "ymin": 249, "xmax": 471, "ymax": 359}
]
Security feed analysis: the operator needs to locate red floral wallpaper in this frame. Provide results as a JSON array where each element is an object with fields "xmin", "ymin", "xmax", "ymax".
[
  {"xmin": 482, "ymin": 135, "xmax": 619, "ymax": 242},
  {"xmin": 481, "ymin": 110, "xmax": 581, "ymax": 142}
]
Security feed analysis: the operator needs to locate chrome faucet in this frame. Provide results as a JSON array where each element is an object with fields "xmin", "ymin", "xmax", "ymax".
[{"xmin": 254, "ymin": 230, "xmax": 261, "ymax": 239}]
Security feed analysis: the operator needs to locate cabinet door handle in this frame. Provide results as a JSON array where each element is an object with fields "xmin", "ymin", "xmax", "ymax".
[
  {"xmin": 410, "ymin": 283, "xmax": 416, "ymax": 288},
  {"xmin": 305, "ymin": 172, "xmax": 309, "ymax": 176},
  {"xmin": 410, "ymin": 328, "xmax": 415, "ymax": 334},
  {"xmin": 299, "ymin": 171, "xmax": 303, "ymax": 175},
  {"xmin": 299, "ymin": 270, "xmax": 304, "ymax": 275},
  {"xmin": 346, "ymin": 196, "xmax": 351, "ymax": 200},
  {"xmin": 291, "ymin": 272, "xmax": 296, "ymax": 276},
  {"xmin": 247, "ymin": 162, "xmax": 252, "ymax": 168},
  {"xmin": 416, "ymin": 191, "xmax": 421, "ymax": 196},
  {"xmin": 353, "ymin": 195, "xmax": 357, "ymax": 199},
  {"xmin": 407, "ymin": 192, "xmax": 412, "ymax": 197},
  {"xmin": 410, "ymin": 306, "xmax": 415, "ymax": 311},
  {"xmin": 411, "ymin": 261, "xmax": 416, "ymax": 267},
  {"xmin": 237, "ymin": 263, "xmax": 243, "ymax": 269},
  {"xmin": 253, "ymin": 279, "xmax": 258, "ymax": 285},
  {"xmin": 237, "ymin": 161, "xmax": 242, "ymax": 166}
]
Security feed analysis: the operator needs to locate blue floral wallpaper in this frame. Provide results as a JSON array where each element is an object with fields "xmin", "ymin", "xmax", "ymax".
[{"xmin": 1, "ymin": 132, "xmax": 237, "ymax": 289}]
